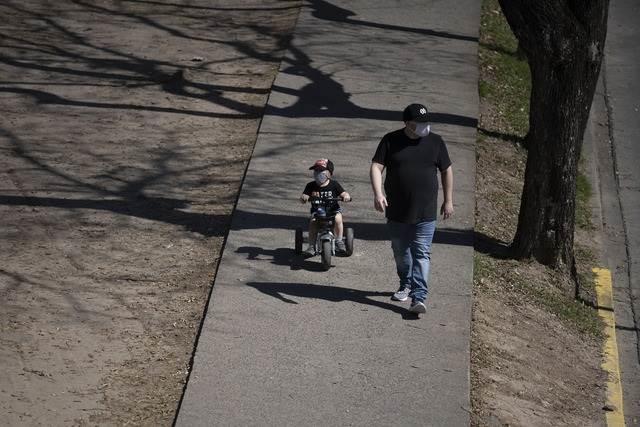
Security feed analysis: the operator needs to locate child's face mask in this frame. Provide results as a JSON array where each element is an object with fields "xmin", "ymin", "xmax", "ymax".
[{"xmin": 314, "ymin": 170, "xmax": 330, "ymax": 185}]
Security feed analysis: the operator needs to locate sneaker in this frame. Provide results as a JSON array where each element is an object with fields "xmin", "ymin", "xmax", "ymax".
[
  {"xmin": 335, "ymin": 239, "xmax": 346, "ymax": 253},
  {"xmin": 304, "ymin": 245, "xmax": 316, "ymax": 257},
  {"xmin": 409, "ymin": 301, "xmax": 427, "ymax": 314},
  {"xmin": 391, "ymin": 286, "xmax": 411, "ymax": 302}
]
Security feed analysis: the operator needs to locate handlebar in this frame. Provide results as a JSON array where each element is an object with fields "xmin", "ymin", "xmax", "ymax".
[{"xmin": 307, "ymin": 196, "xmax": 352, "ymax": 203}]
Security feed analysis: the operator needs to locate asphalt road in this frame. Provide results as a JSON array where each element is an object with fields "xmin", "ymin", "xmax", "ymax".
[
  {"xmin": 175, "ymin": 0, "xmax": 479, "ymax": 425},
  {"xmin": 590, "ymin": 0, "xmax": 640, "ymax": 423}
]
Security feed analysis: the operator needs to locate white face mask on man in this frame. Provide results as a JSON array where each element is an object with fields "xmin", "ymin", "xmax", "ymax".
[
  {"xmin": 314, "ymin": 170, "xmax": 330, "ymax": 185},
  {"xmin": 411, "ymin": 122, "xmax": 430, "ymax": 137}
]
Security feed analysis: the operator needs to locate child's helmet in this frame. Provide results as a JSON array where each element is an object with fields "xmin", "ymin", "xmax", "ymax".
[{"xmin": 309, "ymin": 158, "xmax": 334, "ymax": 174}]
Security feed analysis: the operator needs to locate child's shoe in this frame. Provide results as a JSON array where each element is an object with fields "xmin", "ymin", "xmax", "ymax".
[
  {"xmin": 304, "ymin": 244, "xmax": 316, "ymax": 257},
  {"xmin": 335, "ymin": 239, "xmax": 346, "ymax": 253}
]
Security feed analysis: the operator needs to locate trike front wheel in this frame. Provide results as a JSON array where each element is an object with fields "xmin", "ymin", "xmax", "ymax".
[
  {"xmin": 321, "ymin": 240, "xmax": 332, "ymax": 270},
  {"xmin": 344, "ymin": 227, "xmax": 354, "ymax": 256}
]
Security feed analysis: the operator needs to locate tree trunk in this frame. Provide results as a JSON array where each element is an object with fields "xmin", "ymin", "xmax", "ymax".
[{"xmin": 498, "ymin": 0, "xmax": 609, "ymax": 271}]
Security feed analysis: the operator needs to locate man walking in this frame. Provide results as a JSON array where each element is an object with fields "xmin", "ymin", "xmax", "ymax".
[{"xmin": 370, "ymin": 103, "xmax": 454, "ymax": 314}]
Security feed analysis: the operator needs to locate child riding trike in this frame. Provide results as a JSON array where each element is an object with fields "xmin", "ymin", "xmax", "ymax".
[{"xmin": 295, "ymin": 196, "xmax": 354, "ymax": 271}]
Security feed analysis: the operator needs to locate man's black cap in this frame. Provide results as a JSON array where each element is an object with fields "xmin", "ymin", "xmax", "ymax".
[{"xmin": 402, "ymin": 103, "xmax": 429, "ymax": 122}]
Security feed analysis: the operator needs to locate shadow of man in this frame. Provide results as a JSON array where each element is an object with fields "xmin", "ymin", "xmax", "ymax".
[{"xmin": 247, "ymin": 281, "xmax": 421, "ymax": 319}]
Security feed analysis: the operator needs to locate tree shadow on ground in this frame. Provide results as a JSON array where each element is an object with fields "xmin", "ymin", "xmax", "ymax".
[
  {"xmin": 478, "ymin": 127, "xmax": 525, "ymax": 145},
  {"xmin": 269, "ymin": 43, "xmax": 478, "ymax": 127},
  {"xmin": 474, "ymin": 231, "xmax": 511, "ymax": 259},
  {"xmin": 0, "ymin": 1, "xmax": 288, "ymax": 120},
  {"xmin": 265, "ymin": 0, "xmax": 479, "ymax": 126},
  {"xmin": 0, "ymin": 194, "xmax": 228, "ymax": 237},
  {"xmin": 1, "ymin": 0, "xmax": 479, "ymax": 237},
  {"xmin": 246, "ymin": 281, "xmax": 420, "ymax": 319},
  {"xmin": 1, "ymin": 0, "xmax": 478, "ymax": 125},
  {"xmin": 308, "ymin": 0, "xmax": 479, "ymax": 42},
  {"xmin": 0, "ymin": 127, "xmax": 232, "ymax": 237},
  {"xmin": 232, "ymin": 209, "xmax": 474, "ymax": 245}
]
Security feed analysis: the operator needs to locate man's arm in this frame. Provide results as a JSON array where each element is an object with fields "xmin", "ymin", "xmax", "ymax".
[
  {"xmin": 440, "ymin": 165, "xmax": 454, "ymax": 219},
  {"xmin": 370, "ymin": 162, "xmax": 387, "ymax": 213}
]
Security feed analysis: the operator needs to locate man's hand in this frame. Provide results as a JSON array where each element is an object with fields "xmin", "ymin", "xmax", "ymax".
[
  {"xmin": 440, "ymin": 200, "xmax": 454, "ymax": 219},
  {"xmin": 300, "ymin": 194, "xmax": 309, "ymax": 204},
  {"xmin": 374, "ymin": 195, "xmax": 388, "ymax": 213}
]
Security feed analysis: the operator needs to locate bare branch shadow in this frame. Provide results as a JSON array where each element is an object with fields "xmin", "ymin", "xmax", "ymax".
[
  {"xmin": 308, "ymin": 0, "xmax": 478, "ymax": 42},
  {"xmin": 269, "ymin": 44, "xmax": 478, "ymax": 127},
  {"xmin": 1, "ymin": 0, "xmax": 479, "ymax": 126},
  {"xmin": 0, "ymin": 127, "xmax": 232, "ymax": 236}
]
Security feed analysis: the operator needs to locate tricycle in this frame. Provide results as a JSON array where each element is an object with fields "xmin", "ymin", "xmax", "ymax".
[{"xmin": 295, "ymin": 196, "xmax": 354, "ymax": 271}]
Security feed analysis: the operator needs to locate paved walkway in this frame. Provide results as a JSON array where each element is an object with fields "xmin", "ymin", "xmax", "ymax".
[{"xmin": 176, "ymin": 1, "xmax": 479, "ymax": 425}]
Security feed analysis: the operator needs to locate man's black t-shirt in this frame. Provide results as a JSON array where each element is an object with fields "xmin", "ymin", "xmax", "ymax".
[
  {"xmin": 372, "ymin": 129, "xmax": 451, "ymax": 223},
  {"xmin": 303, "ymin": 179, "xmax": 345, "ymax": 212}
]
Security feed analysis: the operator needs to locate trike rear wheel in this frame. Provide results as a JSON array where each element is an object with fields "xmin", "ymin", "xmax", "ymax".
[{"xmin": 294, "ymin": 228, "xmax": 303, "ymax": 254}]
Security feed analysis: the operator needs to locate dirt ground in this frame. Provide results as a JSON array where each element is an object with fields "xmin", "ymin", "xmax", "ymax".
[{"xmin": 0, "ymin": 1, "xmax": 300, "ymax": 425}]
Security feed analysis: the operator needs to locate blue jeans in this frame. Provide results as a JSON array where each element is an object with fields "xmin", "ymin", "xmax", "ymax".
[{"xmin": 388, "ymin": 220, "xmax": 436, "ymax": 303}]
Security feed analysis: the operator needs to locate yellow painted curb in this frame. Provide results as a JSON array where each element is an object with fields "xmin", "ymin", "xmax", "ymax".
[{"xmin": 593, "ymin": 267, "xmax": 625, "ymax": 427}]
